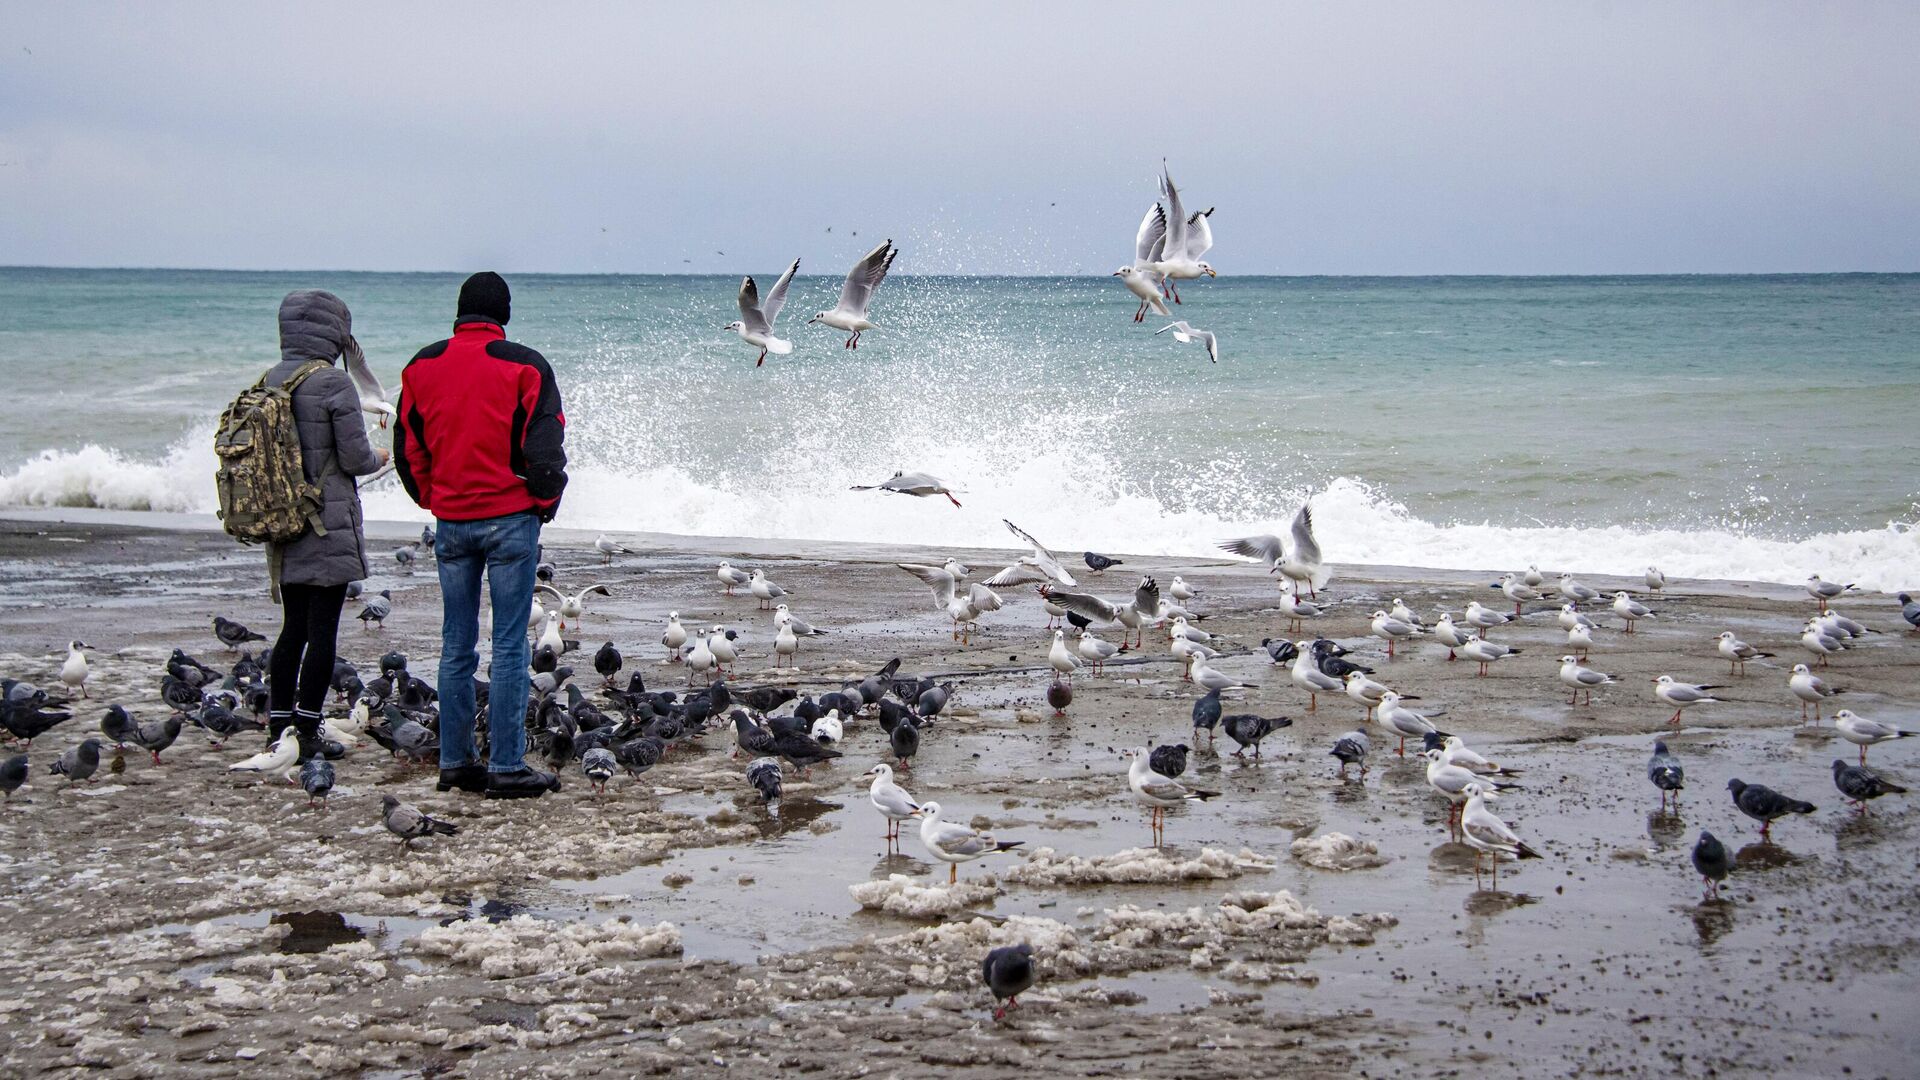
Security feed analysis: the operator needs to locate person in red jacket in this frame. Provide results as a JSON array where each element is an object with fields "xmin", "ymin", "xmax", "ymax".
[{"xmin": 395, "ymin": 271, "xmax": 567, "ymax": 800}]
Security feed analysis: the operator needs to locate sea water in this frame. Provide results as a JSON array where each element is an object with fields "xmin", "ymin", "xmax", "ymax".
[{"xmin": 0, "ymin": 267, "xmax": 1914, "ymax": 589}]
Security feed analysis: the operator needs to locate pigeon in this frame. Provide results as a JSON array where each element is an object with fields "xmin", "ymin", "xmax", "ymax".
[
  {"xmin": 300, "ymin": 757, "xmax": 335, "ymax": 809},
  {"xmin": 732, "ymin": 711, "xmax": 777, "ymax": 759},
  {"xmin": 1083, "ymin": 551, "xmax": 1124, "ymax": 573},
  {"xmin": 128, "ymin": 712, "xmax": 184, "ymax": 765},
  {"xmin": 213, "ymin": 616, "xmax": 266, "ymax": 651},
  {"xmin": 593, "ymin": 642, "xmax": 623, "ymax": 685},
  {"xmin": 746, "ymin": 757, "xmax": 783, "ymax": 804},
  {"xmin": 1261, "ymin": 638, "xmax": 1300, "ymax": 666},
  {"xmin": 1046, "ymin": 680, "xmax": 1072, "ymax": 716},
  {"xmin": 888, "ymin": 717, "xmax": 920, "ymax": 772},
  {"xmin": 99, "ymin": 704, "xmax": 138, "ymax": 748},
  {"xmin": 1648, "ymin": 739, "xmax": 1685, "ymax": 809},
  {"xmin": 168, "ymin": 649, "xmax": 224, "ymax": 688},
  {"xmin": 50, "ymin": 738, "xmax": 102, "ymax": 785},
  {"xmin": 229, "ymin": 727, "xmax": 300, "ymax": 782},
  {"xmin": 1832, "ymin": 759, "xmax": 1906, "ymax": 811},
  {"xmin": 982, "ymin": 944, "xmax": 1037, "ymax": 1021},
  {"xmin": 391, "ymin": 719, "xmax": 439, "ymax": 766},
  {"xmin": 810, "ymin": 710, "xmax": 843, "ymax": 745},
  {"xmin": 1221, "ymin": 714, "xmax": 1290, "ymax": 759},
  {"xmin": 345, "ymin": 580, "xmax": 364, "ymax": 601},
  {"xmin": 613, "ymin": 735, "xmax": 665, "ymax": 778},
  {"xmin": 381, "ymin": 794, "xmax": 458, "ymax": 849},
  {"xmin": 1901, "ymin": 592, "xmax": 1920, "ymax": 631},
  {"xmin": 1330, "ymin": 731, "xmax": 1370, "ymax": 777},
  {"xmin": 581, "ymin": 747, "xmax": 617, "ymax": 793},
  {"xmin": 1726, "ymin": 778, "xmax": 1815, "ymax": 839},
  {"xmin": 916, "ymin": 682, "xmax": 953, "ymax": 719},
  {"xmin": 1188, "ymin": 687, "xmax": 1223, "ymax": 746},
  {"xmin": 420, "ymin": 524, "xmax": 435, "ymax": 548},
  {"xmin": 1691, "ymin": 830, "xmax": 1730, "ymax": 899},
  {"xmin": 394, "ymin": 543, "xmax": 418, "ymax": 572},
  {"xmin": 357, "ymin": 590, "xmax": 393, "ymax": 629},
  {"xmin": 2, "ymin": 752, "xmax": 28, "ymax": 798},
  {"xmin": 1148, "ymin": 743, "xmax": 1189, "ymax": 779}
]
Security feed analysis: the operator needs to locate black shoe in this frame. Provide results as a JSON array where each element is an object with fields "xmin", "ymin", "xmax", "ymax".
[
  {"xmin": 484, "ymin": 766, "xmax": 562, "ymax": 800},
  {"xmin": 319, "ymin": 739, "xmax": 347, "ymax": 761},
  {"xmin": 293, "ymin": 727, "xmax": 323, "ymax": 765},
  {"xmin": 436, "ymin": 764, "xmax": 489, "ymax": 794}
]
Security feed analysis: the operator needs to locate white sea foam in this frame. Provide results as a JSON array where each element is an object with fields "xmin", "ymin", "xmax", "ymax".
[{"xmin": 4, "ymin": 432, "xmax": 1915, "ymax": 592}]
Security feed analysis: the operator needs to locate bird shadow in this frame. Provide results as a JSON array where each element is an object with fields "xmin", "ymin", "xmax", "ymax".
[
  {"xmin": 1689, "ymin": 899, "xmax": 1736, "ymax": 946},
  {"xmin": 871, "ymin": 852, "xmax": 934, "ymax": 877},
  {"xmin": 1834, "ymin": 810, "xmax": 1895, "ymax": 849},
  {"xmin": 1428, "ymin": 841, "xmax": 1479, "ymax": 873},
  {"xmin": 1329, "ymin": 776, "xmax": 1371, "ymax": 805},
  {"xmin": 755, "ymin": 797, "xmax": 842, "ymax": 839},
  {"xmin": 1645, "ymin": 809, "xmax": 1686, "ymax": 849},
  {"xmin": 1463, "ymin": 890, "xmax": 1537, "ymax": 915},
  {"xmin": 1733, "ymin": 841, "xmax": 1802, "ymax": 871}
]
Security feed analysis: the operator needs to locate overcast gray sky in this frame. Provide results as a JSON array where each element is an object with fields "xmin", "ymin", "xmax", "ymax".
[{"xmin": 2, "ymin": 2, "xmax": 1916, "ymax": 275}]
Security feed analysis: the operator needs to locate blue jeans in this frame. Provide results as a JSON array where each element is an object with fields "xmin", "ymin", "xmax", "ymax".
[{"xmin": 434, "ymin": 512, "xmax": 540, "ymax": 773}]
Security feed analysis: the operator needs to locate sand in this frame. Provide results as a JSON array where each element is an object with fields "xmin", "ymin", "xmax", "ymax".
[{"xmin": 1, "ymin": 509, "xmax": 1916, "ymax": 1077}]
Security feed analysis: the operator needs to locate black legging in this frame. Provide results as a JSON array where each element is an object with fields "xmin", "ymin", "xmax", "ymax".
[{"xmin": 269, "ymin": 582, "xmax": 349, "ymax": 716}]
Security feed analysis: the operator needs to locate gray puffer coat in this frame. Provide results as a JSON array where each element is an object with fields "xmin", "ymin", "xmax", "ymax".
[{"xmin": 264, "ymin": 290, "xmax": 383, "ymax": 587}]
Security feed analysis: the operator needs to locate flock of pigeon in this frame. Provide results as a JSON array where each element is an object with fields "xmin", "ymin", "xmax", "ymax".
[
  {"xmin": 5, "ymin": 513, "xmax": 1917, "ymax": 1019},
  {"xmin": 721, "ymin": 162, "xmax": 1222, "ymax": 368}
]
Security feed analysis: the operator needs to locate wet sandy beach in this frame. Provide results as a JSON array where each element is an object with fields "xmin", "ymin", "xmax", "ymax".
[{"xmin": 1, "ymin": 510, "xmax": 1916, "ymax": 1078}]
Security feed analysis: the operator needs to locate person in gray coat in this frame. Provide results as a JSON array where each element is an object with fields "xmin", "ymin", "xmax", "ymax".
[{"xmin": 264, "ymin": 289, "xmax": 388, "ymax": 761}]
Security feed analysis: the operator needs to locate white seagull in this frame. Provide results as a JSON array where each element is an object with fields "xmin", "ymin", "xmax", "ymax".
[
  {"xmin": 1125, "ymin": 746, "xmax": 1218, "ymax": 846},
  {"xmin": 725, "ymin": 257, "xmax": 800, "ymax": 366},
  {"xmin": 1559, "ymin": 655, "xmax": 1616, "ymax": 705},
  {"xmin": 1219, "ymin": 505, "xmax": 1327, "ymax": 598},
  {"xmin": 1833, "ymin": 709, "xmax": 1917, "ymax": 764},
  {"xmin": 1459, "ymin": 784, "xmax": 1541, "ymax": 888},
  {"xmin": 914, "ymin": 800, "xmax": 1023, "ymax": 884},
  {"xmin": 1153, "ymin": 320, "xmax": 1219, "ymax": 363},
  {"xmin": 867, "ymin": 764, "xmax": 921, "ymax": 843},
  {"xmin": 594, "ymin": 534, "xmax": 633, "ymax": 564},
  {"xmin": 808, "ymin": 240, "xmax": 897, "ymax": 349},
  {"xmin": 748, "ymin": 568, "xmax": 787, "ymax": 611},
  {"xmin": 1787, "ymin": 663, "xmax": 1842, "ymax": 723},
  {"xmin": 661, "ymin": 612, "xmax": 689, "ymax": 663},
  {"xmin": 851, "ymin": 470, "xmax": 962, "ymax": 507},
  {"xmin": 982, "ymin": 519, "xmax": 1078, "ymax": 588},
  {"xmin": 1716, "ymin": 630, "xmax": 1773, "ymax": 675},
  {"xmin": 342, "ymin": 337, "xmax": 395, "ymax": 427},
  {"xmin": 1611, "ymin": 591, "xmax": 1653, "ymax": 634},
  {"xmin": 1652, "ymin": 674, "xmax": 1725, "ymax": 726},
  {"xmin": 59, "ymin": 640, "xmax": 90, "ymax": 699},
  {"xmin": 1114, "ymin": 203, "xmax": 1171, "ymax": 322},
  {"xmin": 1149, "ymin": 163, "xmax": 1217, "ymax": 302},
  {"xmin": 535, "ymin": 582, "xmax": 611, "ymax": 628},
  {"xmin": 1290, "ymin": 643, "xmax": 1343, "ymax": 710},
  {"xmin": 716, "ymin": 561, "xmax": 752, "ymax": 595}
]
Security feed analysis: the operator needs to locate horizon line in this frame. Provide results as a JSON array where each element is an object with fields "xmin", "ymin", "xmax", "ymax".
[{"xmin": 3, "ymin": 264, "xmax": 1917, "ymax": 280}]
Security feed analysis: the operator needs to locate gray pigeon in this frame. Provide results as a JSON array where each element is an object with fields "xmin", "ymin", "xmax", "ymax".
[
  {"xmin": 1, "ymin": 753, "xmax": 27, "ymax": 798},
  {"xmin": 775, "ymin": 727, "xmax": 843, "ymax": 777},
  {"xmin": 1190, "ymin": 687, "xmax": 1222, "ymax": 747},
  {"xmin": 581, "ymin": 747, "xmax": 617, "ymax": 793},
  {"xmin": 1330, "ymin": 730, "xmax": 1370, "ymax": 777},
  {"xmin": 50, "ymin": 738, "xmax": 102, "ymax": 785},
  {"xmin": 130, "ymin": 713, "xmax": 185, "ymax": 765},
  {"xmin": 99, "ymin": 705, "xmax": 139, "ymax": 748},
  {"xmin": 614, "ymin": 735, "xmax": 665, "ymax": 778},
  {"xmin": 1832, "ymin": 758, "xmax": 1907, "ymax": 811},
  {"xmin": 1221, "ymin": 714, "xmax": 1290, "ymax": 759},
  {"xmin": 1148, "ymin": 743, "xmax": 1189, "ymax": 779},
  {"xmin": 381, "ymin": 794, "xmax": 457, "ymax": 849},
  {"xmin": 1691, "ymin": 830, "xmax": 1730, "ymax": 900},
  {"xmin": 300, "ymin": 758, "xmax": 335, "ymax": 809},
  {"xmin": 916, "ymin": 681, "xmax": 953, "ymax": 719},
  {"xmin": 392, "ymin": 719, "xmax": 439, "ymax": 765},
  {"xmin": 1900, "ymin": 592, "xmax": 1920, "ymax": 631},
  {"xmin": 358, "ymin": 590, "xmax": 393, "ymax": 629},
  {"xmin": 745, "ymin": 756, "xmax": 783, "ymax": 804},
  {"xmin": 888, "ymin": 717, "xmax": 919, "ymax": 772},
  {"xmin": 732, "ymin": 711, "xmax": 777, "ymax": 760},
  {"xmin": 394, "ymin": 543, "xmax": 418, "ymax": 572},
  {"xmin": 1648, "ymin": 740, "xmax": 1685, "ymax": 809},
  {"xmin": 1726, "ymin": 778, "xmax": 1815, "ymax": 839},
  {"xmin": 982, "ymin": 943, "xmax": 1036, "ymax": 1021},
  {"xmin": 213, "ymin": 616, "xmax": 267, "ymax": 650}
]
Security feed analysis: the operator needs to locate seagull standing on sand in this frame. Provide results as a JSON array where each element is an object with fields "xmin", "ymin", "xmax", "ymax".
[
  {"xmin": 1154, "ymin": 320, "xmax": 1219, "ymax": 363},
  {"xmin": 59, "ymin": 641, "xmax": 90, "ymax": 699},
  {"xmin": 748, "ymin": 568, "xmax": 787, "ymax": 611},
  {"xmin": 1559, "ymin": 655, "xmax": 1616, "ymax": 705},
  {"xmin": 1496, "ymin": 573, "xmax": 1545, "ymax": 614},
  {"xmin": 1459, "ymin": 784, "xmax": 1541, "ymax": 888},
  {"xmin": 661, "ymin": 612, "xmax": 689, "ymax": 663},
  {"xmin": 1653, "ymin": 675, "xmax": 1724, "ymax": 726},
  {"xmin": 1557, "ymin": 574, "xmax": 1602, "ymax": 606},
  {"xmin": 1611, "ymin": 592, "xmax": 1653, "ymax": 633},
  {"xmin": 1424, "ymin": 750, "xmax": 1521, "ymax": 837},
  {"xmin": 1377, "ymin": 692, "xmax": 1447, "ymax": 756},
  {"xmin": 1463, "ymin": 601, "xmax": 1516, "ymax": 639},
  {"xmin": 725, "ymin": 257, "xmax": 800, "ymax": 366},
  {"xmin": 1800, "ymin": 619, "xmax": 1848, "ymax": 667},
  {"xmin": 808, "ymin": 240, "xmax": 897, "ymax": 349},
  {"xmin": 1717, "ymin": 631, "xmax": 1774, "ymax": 675},
  {"xmin": 851, "ymin": 471, "xmax": 962, "ymax": 507},
  {"xmin": 1645, "ymin": 567, "xmax": 1666, "ymax": 592},
  {"xmin": 1048, "ymin": 630, "xmax": 1084, "ymax": 683},
  {"xmin": 1149, "ymin": 163, "xmax": 1218, "ymax": 303},
  {"xmin": 1125, "ymin": 746, "xmax": 1218, "ymax": 845},
  {"xmin": 1189, "ymin": 659, "xmax": 1252, "ymax": 694},
  {"xmin": 1370, "ymin": 610, "xmax": 1424, "ymax": 658},
  {"xmin": 594, "ymin": 534, "xmax": 633, "ymax": 564},
  {"xmin": 1833, "ymin": 709, "xmax": 1916, "ymax": 764},
  {"xmin": 1566, "ymin": 622, "xmax": 1596, "ymax": 660},
  {"xmin": 1806, "ymin": 574, "xmax": 1856, "ymax": 611},
  {"xmin": 1114, "ymin": 203, "xmax": 1171, "ymax": 322},
  {"xmin": 1432, "ymin": 613, "xmax": 1475, "ymax": 660},
  {"xmin": 716, "ymin": 561, "xmax": 751, "ymax": 595},
  {"xmin": 1290, "ymin": 644, "xmax": 1343, "ymax": 711},
  {"xmin": 1278, "ymin": 591, "xmax": 1323, "ymax": 633},
  {"xmin": 1788, "ymin": 663, "xmax": 1843, "ymax": 723},
  {"xmin": 914, "ymin": 800, "xmax": 1023, "ymax": 884}
]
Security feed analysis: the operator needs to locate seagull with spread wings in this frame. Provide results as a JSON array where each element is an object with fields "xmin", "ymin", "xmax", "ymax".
[
  {"xmin": 1148, "ymin": 163, "xmax": 1217, "ymax": 303},
  {"xmin": 1219, "ymin": 504, "xmax": 1328, "ymax": 598},
  {"xmin": 1113, "ymin": 203, "xmax": 1171, "ymax": 322},
  {"xmin": 982, "ymin": 519, "xmax": 1078, "ymax": 589},
  {"xmin": 808, "ymin": 240, "xmax": 897, "ymax": 348},
  {"xmin": 725, "ymin": 257, "xmax": 799, "ymax": 367}
]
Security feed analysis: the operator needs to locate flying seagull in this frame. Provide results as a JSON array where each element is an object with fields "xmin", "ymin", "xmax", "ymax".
[
  {"xmin": 808, "ymin": 240, "xmax": 897, "ymax": 349},
  {"xmin": 725, "ymin": 257, "xmax": 800, "ymax": 367}
]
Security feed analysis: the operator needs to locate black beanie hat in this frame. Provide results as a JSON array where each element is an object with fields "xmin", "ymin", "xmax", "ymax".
[{"xmin": 457, "ymin": 271, "xmax": 511, "ymax": 325}]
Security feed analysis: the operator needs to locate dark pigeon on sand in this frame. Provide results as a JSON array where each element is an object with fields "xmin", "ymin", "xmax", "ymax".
[
  {"xmin": 301, "ymin": 757, "xmax": 335, "ymax": 809},
  {"xmin": 1726, "ymin": 778, "xmax": 1815, "ymax": 839},
  {"xmin": 1648, "ymin": 739, "xmax": 1685, "ymax": 809},
  {"xmin": 746, "ymin": 756, "xmax": 783, "ymax": 804},
  {"xmin": 1148, "ymin": 743, "xmax": 1189, "ymax": 779},
  {"xmin": 213, "ymin": 616, "xmax": 267, "ymax": 651},
  {"xmin": 1691, "ymin": 829, "xmax": 1730, "ymax": 899},
  {"xmin": 1832, "ymin": 759, "xmax": 1907, "ymax": 810},
  {"xmin": 1083, "ymin": 551, "xmax": 1123, "ymax": 573},
  {"xmin": 1222, "ymin": 713, "xmax": 1290, "ymax": 758},
  {"xmin": 1190, "ymin": 687, "xmax": 1222, "ymax": 746},
  {"xmin": 50, "ymin": 738, "xmax": 102, "ymax": 784},
  {"xmin": 1, "ymin": 752, "xmax": 28, "ymax": 798},
  {"xmin": 1330, "ymin": 730, "xmax": 1369, "ymax": 777},
  {"xmin": 982, "ymin": 944, "xmax": 1037, "ymax": 1021},
  {"xmin": 381, "ymin": 794, "xmax": 458, "ymax": 849}
]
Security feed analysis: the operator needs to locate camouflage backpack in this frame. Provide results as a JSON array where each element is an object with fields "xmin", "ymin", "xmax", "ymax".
[{"xmin": 213, "ymin": 359, "xmax": 332, "ymax": 544}]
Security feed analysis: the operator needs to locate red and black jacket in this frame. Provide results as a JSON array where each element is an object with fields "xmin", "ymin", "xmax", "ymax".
[{"xmin": 394, "ymin": 318, "xmax": 568, "ymax": 522}]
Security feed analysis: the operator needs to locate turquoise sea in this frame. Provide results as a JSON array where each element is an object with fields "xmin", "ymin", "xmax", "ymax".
[{"xmin": 0, "ymin": 268, "xmax": 1914, "ymax": 587}]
